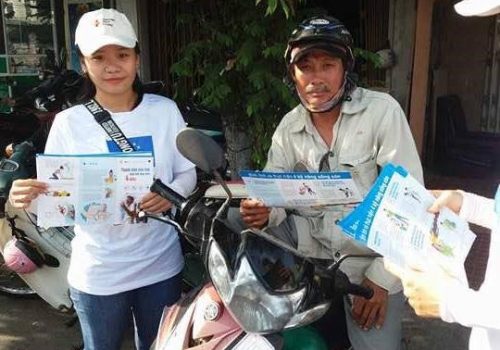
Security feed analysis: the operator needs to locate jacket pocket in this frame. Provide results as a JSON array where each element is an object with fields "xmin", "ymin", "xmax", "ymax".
[{"xmin": 338, "ymin": 153, "xmax": 378, "ymax": 195}]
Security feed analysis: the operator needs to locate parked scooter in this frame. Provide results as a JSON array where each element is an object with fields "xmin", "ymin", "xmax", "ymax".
[
  {"xmin": 143, "ymin": 128, "xmax": 378, "ymax": 350},
  {"xmin": 0, "ymin": 62, "xmax": 82, "ymax": 305},
  {"xmin": 0, "ymin": 55, "xmax": 82, "ymax": 156}
]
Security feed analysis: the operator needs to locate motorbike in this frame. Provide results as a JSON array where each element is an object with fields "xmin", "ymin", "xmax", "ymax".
[
  {"xmin": 143, "ymin": 128, "xmax": 378, "ymax": 350},
  {"xmin": 0, "ymin": 52, "xmax": 82, "ymax": 301}
]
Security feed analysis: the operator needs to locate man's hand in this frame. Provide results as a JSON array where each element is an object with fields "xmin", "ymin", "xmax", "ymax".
[
  {"xmin": 428, "ymin": 190, "xmax": 463, "ymax": 214},
  {"xmin": 240, "ymin": 198, "xmax": 270, "ymax": 229},
  {"xmin": 351, "ymin": 278, "xmax": 388, "ymax": 330},
  {"xmin": 4, "ymin": 143, "xmax": 14, "ymax": 157},
  {"xmin": 9, "ymin": 179, "xmax": 47, "ymax": 209},
  {"xmin": 140, "ymin": 192, "xmax": 172, "ymax": 214}
]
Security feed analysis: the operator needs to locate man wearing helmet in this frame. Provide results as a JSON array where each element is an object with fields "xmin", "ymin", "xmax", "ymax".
[{"xmin": 240, "ymin": 16, "xmax": 423, "ymax": 349}]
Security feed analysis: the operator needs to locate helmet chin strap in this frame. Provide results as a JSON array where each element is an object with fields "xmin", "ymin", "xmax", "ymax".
[{"xmin": 297, "ymin": 76, "xmax": 348, "ymax": 114}]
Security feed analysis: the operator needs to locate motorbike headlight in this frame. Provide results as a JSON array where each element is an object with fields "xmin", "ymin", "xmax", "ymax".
[
  {"xmin": 207, "ymin": 240, "xmax": 308, "ymax": 334},
  {"xmin": 206, "ymin": 240, "xmax": 232, "ymax": 300}
]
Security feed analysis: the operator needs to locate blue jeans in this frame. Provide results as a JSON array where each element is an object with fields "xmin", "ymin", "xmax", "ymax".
[{"xmin": 70, "ymin": 273, "xmax": 182, "ymax": 350}]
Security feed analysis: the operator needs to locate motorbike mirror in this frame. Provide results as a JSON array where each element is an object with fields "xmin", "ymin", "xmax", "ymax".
[{"xmin": 176, "ymin": 128, "xmax": 225, "ymax": 174}]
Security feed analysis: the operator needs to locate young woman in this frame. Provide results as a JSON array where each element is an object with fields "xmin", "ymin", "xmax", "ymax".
[{"xmin": 8, "ymin": 8, "xmax": 196, "ymax": 350}]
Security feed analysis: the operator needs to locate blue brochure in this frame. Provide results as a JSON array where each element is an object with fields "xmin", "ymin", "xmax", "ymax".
[
  {"xmin": 240, "ymin": 170, "xmax": 363, "ymax": 208},
  {"xmin": 338, "ymin": 164, "xmax": 475, "ymax": 279}
]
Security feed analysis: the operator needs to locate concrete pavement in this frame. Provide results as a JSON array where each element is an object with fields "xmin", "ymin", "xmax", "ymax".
[{"xmin": 0, "ymin": 293, "xmax": 135, "ymax": 350}]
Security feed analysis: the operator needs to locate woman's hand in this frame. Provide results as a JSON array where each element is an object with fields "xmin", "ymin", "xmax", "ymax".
[
  {"xmin": 9, "ymin": 179, "xmax": 48, "ymax": 209},
  {"xmin": 384, "ymin": 260, "xmax": 452, "ymax": 319},
  {"xmin": 240, "ymin": 198, "xmax": 270, "ymax": 229},
  {"xmin": 428, "ymin": 190, "xmax": 464, "ymax": 214},
  {"xmin": 140, "ymin": 192, "xmax": 172, "ymax": 214}
]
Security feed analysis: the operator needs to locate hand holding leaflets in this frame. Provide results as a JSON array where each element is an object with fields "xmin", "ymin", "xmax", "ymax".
[
  {"xmin": 36, "ymin": 152, "xmax": 154, "ymax": 228},
  {"xmin": 338, "ymin": 164, "xmax": 476, "ymax": 283},
  {"xmin": 240, "ymin": 170, "xmax": 362, "ymax": 208},
  {"xmin": 383, "ymin": 188, "xmax": 471, "ymax": 318}
]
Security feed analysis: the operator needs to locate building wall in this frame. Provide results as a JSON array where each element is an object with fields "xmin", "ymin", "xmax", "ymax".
[{"xmin": 432, "ymin": 0, "xmax": 491, "ymax": 131}]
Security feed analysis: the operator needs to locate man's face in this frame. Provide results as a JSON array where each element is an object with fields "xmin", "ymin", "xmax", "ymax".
[{"xmin": 291, "ymin": 50, "xmax": 345, "ymax": 110}]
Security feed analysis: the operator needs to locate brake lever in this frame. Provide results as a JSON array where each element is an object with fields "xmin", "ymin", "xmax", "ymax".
[
  {"xmin": 334, "ymin": 269, "xmax": 373, "ymax": 300},
  {"xmin": 314, "ymin": 257, "xmax": 375, "ymax": 300},
  {"xmin": 137, "ymin": 210, "xmax": 185, "ymax": 235}
]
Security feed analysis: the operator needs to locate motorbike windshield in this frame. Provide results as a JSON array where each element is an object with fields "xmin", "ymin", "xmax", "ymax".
[
  {"xmin": 207, "ymin": 224, "xmax": 329, "ymax": 333},
  {"xmin": 211, "ymin": 217, "xmax": 242, "ymax": 277},
  {"xmin": 211, "ymin": 218, "xmax": 312, "ymax": 293},
  {"xmin": 243, "ymin": 232, "xmax": 312, "ymax": 293}
]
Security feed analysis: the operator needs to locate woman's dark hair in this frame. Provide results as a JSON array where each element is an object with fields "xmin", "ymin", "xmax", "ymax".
[{"xmin": 76, "ymin": 44, "xmax": 143, "ymax": 103}]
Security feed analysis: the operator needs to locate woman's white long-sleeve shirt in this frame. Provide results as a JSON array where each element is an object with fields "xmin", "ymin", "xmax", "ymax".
[{"xmin": 439, "ymin": 187, "xmax": 500, "ymax": 350}]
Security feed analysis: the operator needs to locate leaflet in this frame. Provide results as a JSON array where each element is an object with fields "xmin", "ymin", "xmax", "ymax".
[
  {"xmin": 240, "ymin": 170, "xmax": 362, "ymax": 208},
  {"xmin": 36, "ymin": 152, "xmax": 154, "ymax": 228},
  {"xmin": 338, "ymin": 164, "xmax": 476, "ymax": 279}
]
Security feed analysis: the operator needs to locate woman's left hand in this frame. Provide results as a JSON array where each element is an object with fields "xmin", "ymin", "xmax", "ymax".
[
  {"xmin": 385, "ymin": 260, "xmax": 450, "ymax": 318},
  {"xmin": 400, "ymin": 267, "xmax": 453, "ymax": 318},
  {"xmin": 139, "ymin": 192, "xmax": 172, "ymax": 214}
]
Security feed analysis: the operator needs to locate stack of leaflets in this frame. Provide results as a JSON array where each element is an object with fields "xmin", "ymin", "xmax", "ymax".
[
  {"xmin": 338, "ymin": 164, "xmax": 476, "ymax": 280},
  {"xmin": 240, "ymin": 170, "xmax": 362, "ymax": 208},
  {"xmin": 36, "ymin": 152, "xmax": 154, "ymax": 228}
]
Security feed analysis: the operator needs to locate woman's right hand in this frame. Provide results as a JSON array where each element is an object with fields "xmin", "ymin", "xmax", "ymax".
[
  {"xmin": 240, "ymin": 198, "xmax": 270, "ymax": 229},
  {"xmin": 9, "ymin": 179, "xmax": 48, "ymax": 209},
  {"xmin": 427, "ymin": 190, "xmax": 464, "ymax": 214}
]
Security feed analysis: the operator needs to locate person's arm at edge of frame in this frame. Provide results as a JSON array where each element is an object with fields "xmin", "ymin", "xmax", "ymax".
[
  {"xmin": 387, "ymin": 190, "xmax": 500, "ymax": 330},
  {"xmin": 437, "ymin": 190, "xmax": 500, "ymax": 329}
]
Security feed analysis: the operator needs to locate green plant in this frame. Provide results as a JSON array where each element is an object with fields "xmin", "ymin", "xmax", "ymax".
[
  {"xmin": 171, "ymin": 1, "xmax": 385, "ymax": 172},
  {"xmin": 171, "ymin": 0, "xmax": 302, "ymax": 172}
]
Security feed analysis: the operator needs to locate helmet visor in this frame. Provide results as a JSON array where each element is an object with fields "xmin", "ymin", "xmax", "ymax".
[{"xmin": 289, "ymin": 42, "xmax": 348, "ymax": 65}]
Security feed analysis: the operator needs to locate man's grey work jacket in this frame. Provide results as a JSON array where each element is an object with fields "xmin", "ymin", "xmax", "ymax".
[{"xmin": 265, "ymin": 87, "xmax": 424, "ymax": 294}]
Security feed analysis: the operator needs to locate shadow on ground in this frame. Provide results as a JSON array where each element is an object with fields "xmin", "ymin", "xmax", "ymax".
[
  {"xmin": 0, "ymin": 293, "xmax": 82, "ymax": 350},
  {"xmin": 0, "ymin": 293, "xmax": 135, "ymax": 350}
]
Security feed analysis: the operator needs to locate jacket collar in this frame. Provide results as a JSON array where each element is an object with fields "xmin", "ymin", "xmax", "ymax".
[{"xmin": 289, "ymin": 87, "xmax": 368, "ymax": 134}]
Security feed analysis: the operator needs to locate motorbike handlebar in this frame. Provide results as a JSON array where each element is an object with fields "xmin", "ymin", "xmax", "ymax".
[
  {"xmin": 331, "ymin": 268, "xmax": 374, "ymax": 300},
  {"xmin": 150, "ymin": 179, "xmax": 186, "ymax": 208}
]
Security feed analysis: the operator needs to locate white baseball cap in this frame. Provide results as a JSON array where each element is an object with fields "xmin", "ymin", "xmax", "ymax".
[
  {"xmin": 75, "ymin": 8, "xmax": 138, "ymax": 56},
  {"xmin": 454, "ymin": 0, "xmax": 500, "ymax": 17}
]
